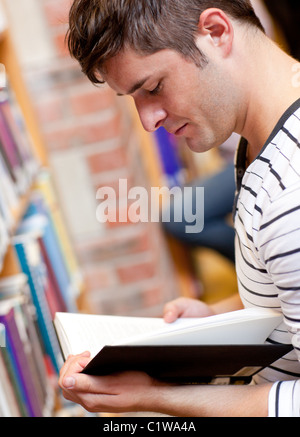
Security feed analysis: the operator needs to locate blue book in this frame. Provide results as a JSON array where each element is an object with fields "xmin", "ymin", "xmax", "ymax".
[
  {"xmin": 19, "ymin": 196, "xmax": 77, "ymax": 312},
  {"xmin": 13, "ymin": 235, "xmax": 63, "ymax": 374}
]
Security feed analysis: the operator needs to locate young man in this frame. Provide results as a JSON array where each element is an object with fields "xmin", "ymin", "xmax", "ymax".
[{"xmin": 59, "ymin": 0, "xmax": 300, "ymax": 416}]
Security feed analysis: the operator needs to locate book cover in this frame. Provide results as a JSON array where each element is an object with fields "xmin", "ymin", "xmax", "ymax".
[{"xmin": 82, "ymin": 343, "xmax": 292, "ymax": 383}]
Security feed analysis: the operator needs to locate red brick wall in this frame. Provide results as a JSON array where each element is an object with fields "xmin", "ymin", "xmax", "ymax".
[{"xmin": 23, "ymin": 0, "xmax": 180, "ymax": 316}]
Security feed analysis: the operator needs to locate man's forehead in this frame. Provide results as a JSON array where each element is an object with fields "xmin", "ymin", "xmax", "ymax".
[
  {"xmin": 102, "ymin": 48, "xmax": 166, "ymax": 95},
  {"xmin": 103, "ymin": 47, "xmax": 188, "ymax": 96}
]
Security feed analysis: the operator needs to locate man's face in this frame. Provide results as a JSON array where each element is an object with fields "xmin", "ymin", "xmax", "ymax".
[{"xmin": 103, "ymin": 46, "xmax": 239, "ymax": 153}]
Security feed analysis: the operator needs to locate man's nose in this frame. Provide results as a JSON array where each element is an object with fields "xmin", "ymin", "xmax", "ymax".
[{"xmin": 135, "ymin": 98, "xmax": 167, "ymax": 132}]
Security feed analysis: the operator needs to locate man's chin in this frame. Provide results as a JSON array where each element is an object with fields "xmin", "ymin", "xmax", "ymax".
[{"xmin": 185, "ymin": 137, "xmax": 210, "ymax": 154}]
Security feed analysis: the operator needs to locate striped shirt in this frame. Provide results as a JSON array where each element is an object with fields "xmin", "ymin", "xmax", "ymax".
[{"xmin": 234, "ymin": 98, "xmax": 300, "ymax": 417}]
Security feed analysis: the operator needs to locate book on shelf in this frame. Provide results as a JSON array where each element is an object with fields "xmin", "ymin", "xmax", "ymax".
[
  {"xmin": 0, "ymin": 141, "xmax": 19, "ymax": 271},
  {"xmin": 12, "ymin": 231, "xmax": 64, "ymax": 375},
  {"xmin": 0, "ymin": 346, "xmax": 22, "ymax": 417},
  {"xmin": 0, "ymin": 274, "xmax": 55, "ymax": 417},
  {"xmin": 0, "ymin": 147, "xmax": 18, "ymax": 224},
  {"xmin": 0, "ymin": 213, "xmax": 9, "ymax": 273},
  {"xmin": 0, "ymin": 305, "xmax": 43, "ymax": 417},
  {"xmin": 0, "ymin": 86, "xmax": 38, "ymax": 195},
  {"xmin": 54, "ymin": 307, "xmax": 292, "ymax": 384},
  {"xmin": 18, "ymin": 193, "xmax": 78, "ymax": 313},
  {"xmin": 34, "ymin": 170, "xmax": 84, "ymax": 296}
]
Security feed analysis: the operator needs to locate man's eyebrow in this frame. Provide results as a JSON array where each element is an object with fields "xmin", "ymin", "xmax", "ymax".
[{"xmin": 116, "ymin": 76, "xmax": 151, "ymax": 96}]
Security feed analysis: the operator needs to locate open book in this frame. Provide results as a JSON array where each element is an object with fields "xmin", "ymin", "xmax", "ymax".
[{"xmin": 54, "ymin": 308, "xmax": 292, "ymax": 383}]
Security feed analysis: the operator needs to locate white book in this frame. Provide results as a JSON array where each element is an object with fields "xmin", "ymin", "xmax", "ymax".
[
  {"xmin": 54, "ymin": 308, "xmax": 282, "ymax": 359},
  {"xmin": 54, "ymin": 308, "xmax": 292, "ymax": 383}
]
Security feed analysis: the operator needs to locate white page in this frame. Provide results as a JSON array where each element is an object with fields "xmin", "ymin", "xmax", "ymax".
[
  {"xmin": 55, "ymin": 313, "xmax": 169, "ymax": 357},
  {"xmin": 122, "ymin": 308, "xmax": 283, "ymax": 346}
]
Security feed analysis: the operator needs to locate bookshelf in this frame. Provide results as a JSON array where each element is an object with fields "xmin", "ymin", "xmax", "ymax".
[
  {"xmin": 0, "ymin": 29, "xmax": 47, "ymax": 167},
  {"xmin": 0, "ymin": 8, "xmax": 83, "ymax": 417}
]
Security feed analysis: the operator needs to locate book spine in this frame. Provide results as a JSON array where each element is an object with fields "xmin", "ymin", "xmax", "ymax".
[{"xmin": 21, "ymin": 196, "xmax": 78, "ymax": 312}]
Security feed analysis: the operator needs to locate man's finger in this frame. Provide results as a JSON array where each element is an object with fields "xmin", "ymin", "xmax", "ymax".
[{"xmin": 58, "ymin": 352, "xmax": 92, "ymax": 388}]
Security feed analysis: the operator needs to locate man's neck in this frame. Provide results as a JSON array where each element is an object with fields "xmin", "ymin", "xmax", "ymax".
[{"xmin": 238, "ymin": 38, "xmax": 300, "ymax": 164}]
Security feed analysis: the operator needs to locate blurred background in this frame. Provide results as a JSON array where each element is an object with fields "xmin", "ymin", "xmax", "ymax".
[{"xmin": 0, "ymin": 0, "xmax": 299, "ymax": 417}]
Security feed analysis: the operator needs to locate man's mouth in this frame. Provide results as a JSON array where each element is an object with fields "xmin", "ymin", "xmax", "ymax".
[{"xmin": 174, "ymin": 123, "xmax": 188, "ymax": 136}]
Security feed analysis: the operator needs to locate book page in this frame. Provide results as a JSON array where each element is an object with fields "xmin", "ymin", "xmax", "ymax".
[
  {"xmin": 55, "ymin": 313, "xmax": 169, "ymax": 358},
  {"xmin": 115, "ymin": 308, "xmax": 283, "ymax": 346}
]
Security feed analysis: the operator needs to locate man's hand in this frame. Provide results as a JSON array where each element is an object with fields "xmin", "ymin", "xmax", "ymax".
[
  {"xmin": 163, "ymin": 297, "xmax": 215, "ymax": 323},
  {"xmin": 163, "ymin": 294, "xmax": 244, "ymax": 323},
  {"xmin": 58, "ymin": 352, "xmax": 160, "ymax": 413}
]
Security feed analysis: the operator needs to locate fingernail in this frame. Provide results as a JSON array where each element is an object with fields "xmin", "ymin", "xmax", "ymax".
[{"xmin": 63, "ymin": 376, "xmax": 75, "ymax": 389}]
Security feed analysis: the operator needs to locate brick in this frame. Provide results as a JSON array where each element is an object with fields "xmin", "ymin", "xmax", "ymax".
[
  {"xmin": 34, "ymin": 95, "xmax": 66, "ymax": 124},
  {"xmin": 69, "ymin": 87, "xmax": 116, "ymax": 116},
  {"xmin": 42, "ymin": 123, "xmax": 80, "ymax": 150},
  {"xmin": 82, "ymin": 113, "xmax": 123, "ymax": 144},
  {"xmin": 75, "ymin": 225, "xmax": 152, "ymax": 265},
  {"xmin": 42, "ymin": 111, "xmax": 123, "ymax": 150},
  {"xmin": 83, "ymin": 265, "xmax": 115, "ymax": 291},
  {"xmin": 143, "ymin": 284, "xmax": 163, "ymax": 308},
  {"xmin": 117, "ymin": 258, "xmax": 157, "ymax": 285},
  {"xmin": 86, "ymin": 288, "xmax": 144, "ymax": 316},
  {"xmin": 86, "ymin": 145, "xmax": 127, "ymax": 174}
]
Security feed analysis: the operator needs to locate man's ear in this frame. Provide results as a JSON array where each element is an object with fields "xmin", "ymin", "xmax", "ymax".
[{"xmin": 198, "ymin": 8, "xmax": 234, "ymax": 56}]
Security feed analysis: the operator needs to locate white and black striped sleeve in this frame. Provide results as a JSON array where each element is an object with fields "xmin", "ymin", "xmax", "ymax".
[
  {"xmin": 257, "ymin": 182, "xmax": 300, "ymax": 416},
  {"xmin": 269, "ymin": 380, "xmax": 300, "ymax": 417}
]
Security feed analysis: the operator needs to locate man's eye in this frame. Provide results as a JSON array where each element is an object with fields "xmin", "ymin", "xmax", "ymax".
[{"xmin": 149, "ymin": 83, "xmax": 161, "ymax": 95}]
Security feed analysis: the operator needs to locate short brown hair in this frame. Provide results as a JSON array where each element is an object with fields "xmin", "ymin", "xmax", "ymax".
[{"xmin": 67, "ymin": 0, "xmax": 264, "ymax": 84}]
